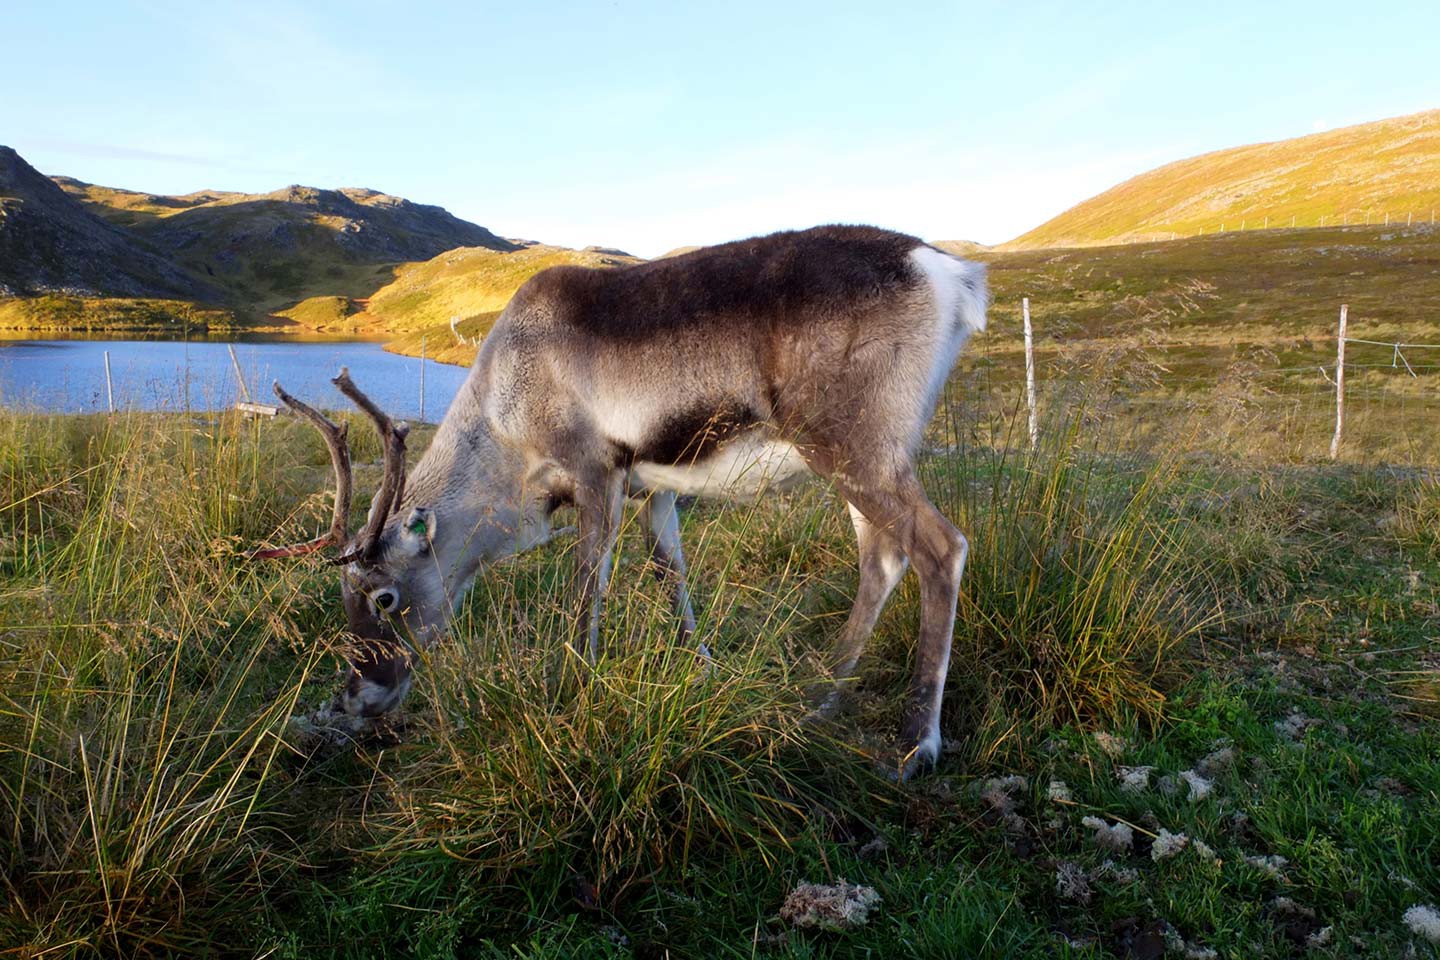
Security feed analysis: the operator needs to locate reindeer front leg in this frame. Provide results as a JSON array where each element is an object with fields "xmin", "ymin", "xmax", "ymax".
[
  {"xmin": 640, "ymin": 490, "xmax": 709, "ymax": 660},
  {"xmin": 572, "ymin": 467, "xmax": 626, "ymax": 663}
]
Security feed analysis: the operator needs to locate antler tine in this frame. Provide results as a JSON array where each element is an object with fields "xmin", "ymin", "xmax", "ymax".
[
  {"xmin": 332, "ymin": 367, "xmax": 409, "ymax": 561},
  {"xmin": 246, "ymin": 380, "xmax": 354, "ymax": 560}
]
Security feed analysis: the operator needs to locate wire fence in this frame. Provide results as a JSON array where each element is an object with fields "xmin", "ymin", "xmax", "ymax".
[
  {"xmin": 1111, "ymin": 209, "xmax": 1440, "ymax": 245},
  {"xmin": 964, "ymin": 301, "xmax": 1440, "ymax": 466}
]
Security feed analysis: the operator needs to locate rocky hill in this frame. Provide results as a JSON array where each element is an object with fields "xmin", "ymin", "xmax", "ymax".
[
  {"xmin": 55, "ymin": 175, "xmax": 517, "ymax": 312},
  {"xmin": 0, "ymin": 143, "xmax": 531, "ymax": 333},
  {"xmin": 0, "ymin": 147, "xmax": 215, "ymax": 300}
]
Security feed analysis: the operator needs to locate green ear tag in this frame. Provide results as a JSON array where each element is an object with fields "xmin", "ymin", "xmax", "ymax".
[{"xmin": 408, "ymin": 518, "xmax": 428, "ymax": 536}]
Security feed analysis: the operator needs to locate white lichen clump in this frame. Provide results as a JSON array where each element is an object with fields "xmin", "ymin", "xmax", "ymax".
[
  {"xmin": 1274, "ymin": 708, "xmax": 1320, "ymax": 742},
  {"xmin": 1180, "ymin": 769, "xmax": 1215, "ymax": 801},
  {"xmin": 980, "ymin": 775, "xmax": 1028, "ymax": 814},
  {"xmin": 1191, "ymin": 838, "xmax": 1220, "ymax": 866},
  {"xmin": 1118, "ymin": 765, "xmax": 1155, "ymax": 793},
  {"xmin": 1093, "ymin": 731, "xmax": 1129, "ymax": 757},
  {"xmin": 1196, "ymin": 746, "xmax": 1236, "ymax": 777},
  {"xmin": 1095, "ymin": 859, "xmax": 1139, "ymax": 884},
  {"xmin": 1163, "ymin": 924, "xmax": 1218, "ymax": 960},
  {"xmin": 778, "ymin": 880, "xmax": 882, "ymax": 932},
  {"xmin": 1047, "ymin": 779, "xmax": 1073, "ymax": 803},
  {"xmin": 1081, "ymin": 815, "xmax": 1134, "ymax": 853},
  {"xmin": 1404, "ymin": 904, "xmax": 1440, "ymax": 944},
  {"xmin": 1054, "ymin": 861, "xmax": 1092, "ymax": 904},
  {"xmin": 1244, "ymin": 854, "xmax": 1289, "ymax": 878},
  {"xmin": 1151, "ymin": 828, "xmax": 1190, "ymax": 861}
]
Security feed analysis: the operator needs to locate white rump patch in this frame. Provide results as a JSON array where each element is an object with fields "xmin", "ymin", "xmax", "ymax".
[
  {"xmin": 910, "ymin": 245, "xmax": 988, "ymax": 336},
  {"xmin": 909, "ymin": 245, "xmax": 989, "ymax": 409}
]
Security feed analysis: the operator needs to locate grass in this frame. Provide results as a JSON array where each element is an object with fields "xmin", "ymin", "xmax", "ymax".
[
  {"xmin": 969, "ymin": 224, "xmax": 1440, "ymax": 466},
  {"xmin": 0, "ymin": 296, "xmax": 239, "ymax": 335},
  {"xmin": 1006, "ymin": 109, "xmax": 1440, "ymax": 249},
  {"xmin": 382, "ymin": 311, "xmax": 502, "ymax": 366},
  {"xmin": 2, "ymin": 349, "xmax": 1437, "ymax": 957}
]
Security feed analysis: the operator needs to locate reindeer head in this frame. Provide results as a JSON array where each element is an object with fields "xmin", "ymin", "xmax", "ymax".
[{"xmin": 250, "ymin": 369, "xmax": 442, "ymax": 718}]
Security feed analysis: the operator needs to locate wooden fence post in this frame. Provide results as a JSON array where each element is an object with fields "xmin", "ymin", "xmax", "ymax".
[
  {"xmin": 226, "ymin": 343, "xmax": 253, "ymax": 403},
  {"xmin": 1023, "ymin": 297, "xmax": 1038, "ymax": 450},
  {"xmin": 103, "ymin": 350, "xmax": 114, "ymax": 414},
  {"xmin": 1329, "ymin": 304, "xmax": 1348, "ymax": 460}
]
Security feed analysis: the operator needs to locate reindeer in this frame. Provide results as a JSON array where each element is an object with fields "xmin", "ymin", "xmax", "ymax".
[{"xmin": 251, "ymin": 225, "xmax": 987, "ymax": 777}]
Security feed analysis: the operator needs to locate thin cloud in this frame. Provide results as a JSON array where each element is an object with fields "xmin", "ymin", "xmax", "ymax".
[{"xmin": 23, "ymin": 138, "xmax": 219, "ymax": 168}]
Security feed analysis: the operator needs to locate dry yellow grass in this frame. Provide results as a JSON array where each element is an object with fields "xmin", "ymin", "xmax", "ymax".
[{"xmin": 1007, "ymin": 109, "xmax": 1440, "ymax": 249}]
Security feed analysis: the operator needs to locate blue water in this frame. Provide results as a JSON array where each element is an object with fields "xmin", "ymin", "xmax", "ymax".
[{"xmin": 0, "ymin": 337, "xmax": 469, "ymax": 421}]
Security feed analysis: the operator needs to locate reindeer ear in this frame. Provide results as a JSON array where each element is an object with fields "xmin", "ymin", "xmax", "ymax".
[{"xmin": 400, "ymin": 506, "xmax": 436, "ymax": 553}]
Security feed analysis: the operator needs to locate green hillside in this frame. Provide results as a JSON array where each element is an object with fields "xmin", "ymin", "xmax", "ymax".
[
  {"xmin": 1007, "ymin": 109, "xmax": 1440, "ymax": 249},
  {"xmin": 366, "ymin": 243, "xmax": 639, "ymax": 335}
]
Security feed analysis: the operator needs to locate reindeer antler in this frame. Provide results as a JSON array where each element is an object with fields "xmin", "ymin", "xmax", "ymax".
[
  {"xmin": 332, "ymin": 368, "xmax": 410, "ymax": 564},
  {"xmin": 248, "ymin": 368, "xmax": 408, "ymax": 564},
  {"xmin": 247, "ymin": 380, "xmax": 354, "ymax": 559}
]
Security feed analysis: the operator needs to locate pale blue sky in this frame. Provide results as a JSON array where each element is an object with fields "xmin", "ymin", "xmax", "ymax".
[{"xmin": 4, "ymin": 1, "xmax": 1437, "ymax": 257}]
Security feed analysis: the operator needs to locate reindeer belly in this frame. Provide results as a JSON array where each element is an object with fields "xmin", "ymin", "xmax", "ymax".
[{"xmin": 629, "ymin": 432, "xmax": 812, "ymax": 499}]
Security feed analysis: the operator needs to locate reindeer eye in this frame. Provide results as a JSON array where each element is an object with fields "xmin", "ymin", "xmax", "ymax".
[{"xmin": 371, "ymin": 589, "xmax": 400, "ymax": 613}]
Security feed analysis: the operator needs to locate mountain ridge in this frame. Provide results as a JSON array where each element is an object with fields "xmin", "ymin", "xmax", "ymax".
[{"xmin": 1, "ymin": 144, "xmax": 531, "ymax": 331}]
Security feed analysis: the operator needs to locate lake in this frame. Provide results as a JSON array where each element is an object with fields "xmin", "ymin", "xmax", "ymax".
[{"xmin": 0, "ymin": 337, "xmax": 470, "ymax": 421}]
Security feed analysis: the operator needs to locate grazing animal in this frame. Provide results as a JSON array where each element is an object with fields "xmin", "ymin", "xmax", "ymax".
[{"xmin": 252, "ymin": 224, "xmax": 987, "ymax": 777}]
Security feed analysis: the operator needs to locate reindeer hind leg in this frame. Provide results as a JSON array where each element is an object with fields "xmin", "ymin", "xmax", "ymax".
[
  {"xmin": 815, "ymin": 502, "xmax": 909, "ymax": 717},
  {"xmin": 834, "ymin": 473, "xmax": 967, "ymax": 780}
]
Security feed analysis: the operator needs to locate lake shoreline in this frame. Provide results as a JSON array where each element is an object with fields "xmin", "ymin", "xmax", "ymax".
[{"xmin": 0, "ymin": 337, "xmax": 469, "ymax": 417}]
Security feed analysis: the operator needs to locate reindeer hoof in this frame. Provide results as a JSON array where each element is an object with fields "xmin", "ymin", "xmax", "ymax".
[
  {"xmin": 895, "ymin": 735, "xmax": 940, "ymax": 782},
  {"xmin": 898, "ymin": 750, "xmax": 937, "ymax": 782},
  {"xmin": 804, "ymin": 688, "xmax": 845, "ymax": 725}
]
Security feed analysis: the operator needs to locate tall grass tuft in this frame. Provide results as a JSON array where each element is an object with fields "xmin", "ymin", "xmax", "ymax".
[
  {"xmin": 0, "ymin": 410, "xmax": 346, "ymax": 954},
  {"xmin": 901, "ymin": 380, "xmax": 1217, "ymax": 763},
  {"xmin": 1392, "ymin": 472, "xmax": 1440, "ymax": 558},
  {"xmin": 320, "ymin": 497, "xmax": 881, "ymax": 924}
]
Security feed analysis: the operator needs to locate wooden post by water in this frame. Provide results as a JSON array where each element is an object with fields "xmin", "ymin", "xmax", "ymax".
[
  {"xmin": 1023, "ymin": 297, "xmax": 1038, "ymax": 450},
  {"xmin": 103, "ymin": 350, "xmax": 114, "ymax": 414},
  {"xmin": 1329, "ymin": 304, "xmax": 1348, "ymax": 460},
  {"xmin": 419, "ymin": 335, "xmax": 427, "ymax": 423},
  {"xmin": 226, "ymin": 343, "xmax": 253, "ymax": 403}
]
